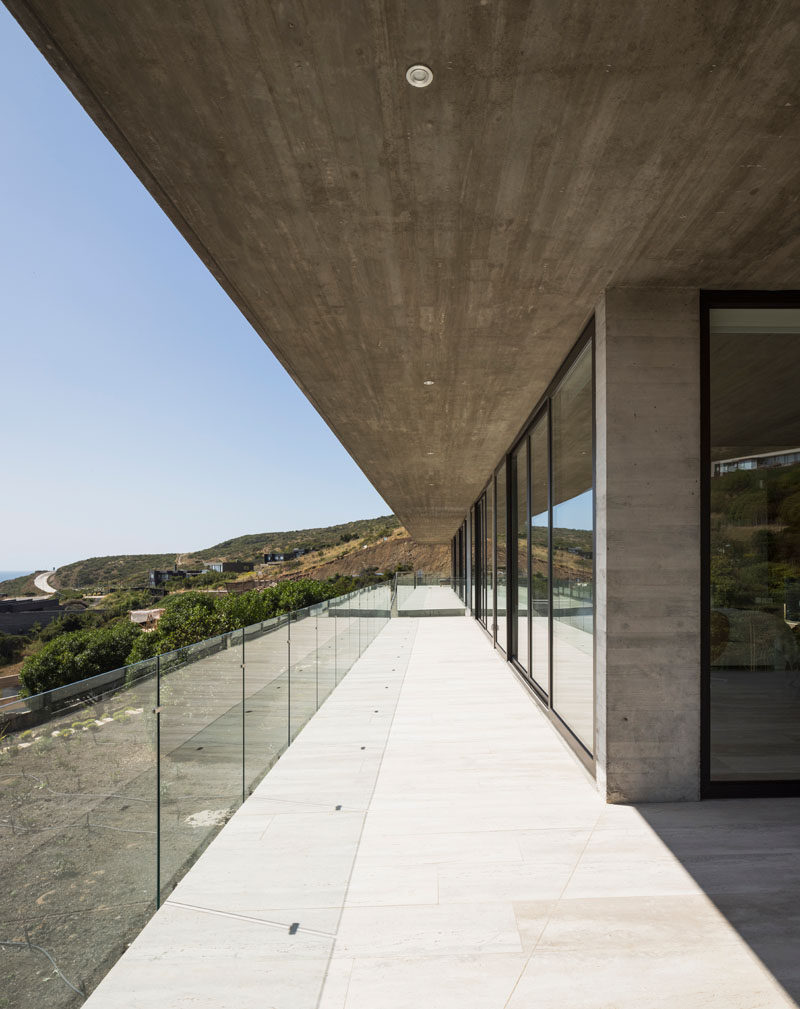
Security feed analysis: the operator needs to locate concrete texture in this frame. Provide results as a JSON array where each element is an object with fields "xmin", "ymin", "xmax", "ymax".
[
  {"xmin": 595, "ymin": 288, "xmax": 702, "ymax": 802},
  {"xmin": 6, "ymin": 1, "xmax": 800, "ymax": 541},
  {"xmin": 82, "ymin": 618, "xmax": 800, "ymax": 1009}
]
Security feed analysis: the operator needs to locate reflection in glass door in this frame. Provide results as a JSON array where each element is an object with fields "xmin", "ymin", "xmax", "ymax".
[
  {"xmin": 495, "ymin": 462, "xmax": 508, "ymax": 651},
  {"xmin": 708, "ymin": 304, "xmax": 800, "ymax": 783},
  {"xmin": 474, "ymin": 499, "xmax": 483, "ymax": 624},
  {"xmin": 551, "ymin": 343, "xmax": 594, "ymax": 752},
  {"xmin": 511, "ymin": 440, "xmax": 529, "ymax": 673},
  {"xmin": 486, "ymin": 481, "xmax": 494, "ymax": 637},
  {"xmin": 530, "ymin": 411, "xmax": 550, "ymax": 696}
]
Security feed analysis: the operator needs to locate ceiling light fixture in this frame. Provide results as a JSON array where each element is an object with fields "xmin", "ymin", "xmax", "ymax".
[
  {"xmin": 406, "ymin": 64, "xmax": 433, "ymax": 88},
  {"xmin": 423, "ymin": 380, "xmax": 435, "ymax": 386}
]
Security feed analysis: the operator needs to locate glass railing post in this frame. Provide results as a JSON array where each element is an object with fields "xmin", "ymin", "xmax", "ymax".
[
  {"xmin": 241, "ymin": 629, "xmax": 246, "ymax": 805},
  {"xmin": 315, "ymin": 606, "xmax": 320, "ymax": 710},
  {"xmin": 286, "ymin": 614, "xmax": 292, "ymax": 748},
  {"xmin": 156, "ymin": 652, "xmax": 161, "ymax": 910}
]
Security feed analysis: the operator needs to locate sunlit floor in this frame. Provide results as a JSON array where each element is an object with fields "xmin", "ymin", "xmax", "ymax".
[
  {"xmin": 84, "ymin": 618, "xmax": 800, "ymax": 1009},
  {"xmin": 396, "ymin": 585, "xmax": 465, "ymax": 615}
]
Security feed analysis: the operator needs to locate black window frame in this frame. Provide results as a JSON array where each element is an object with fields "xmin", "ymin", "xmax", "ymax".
[
  {"xmin": 464, "ymin": 317, "xmax": 596, "ymax": 774},
  {"xmin": 701, "ymin": 289, "xmax": 800, "ymax": 799}
]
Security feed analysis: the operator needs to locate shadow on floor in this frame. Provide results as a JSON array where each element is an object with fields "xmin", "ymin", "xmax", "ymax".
[{"xmin": 637, "ymin": 797, "xmax": 800, "ymax": 1004}]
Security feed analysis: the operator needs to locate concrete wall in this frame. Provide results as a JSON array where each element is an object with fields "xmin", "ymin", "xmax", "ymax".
[{"xmin": 595, "ymin": 288, "xmax": 701, "ymax": 802}]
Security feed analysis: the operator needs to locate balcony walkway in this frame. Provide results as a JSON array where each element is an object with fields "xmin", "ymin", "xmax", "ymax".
[
  {"xmin": 85, "ymin": 617, "xmax": 800, "ymax": 1009},
  {"xmin": 396, "ymin": 583, "xmax": 465, "ymax": 616}
]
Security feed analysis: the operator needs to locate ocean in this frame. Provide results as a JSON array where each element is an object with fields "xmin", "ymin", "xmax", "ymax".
[{"xmin": 0, "ymin": 571, "xmax": 33, "ymax": 582}]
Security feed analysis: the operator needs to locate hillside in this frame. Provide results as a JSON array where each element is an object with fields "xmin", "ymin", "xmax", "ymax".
[
  {"xmin": 0, "ymin": 516, "xmax": 415, "ymax": 595},
  {"xmin": 187, "ymin": 516, "xmax": 400, "ymax": 563},
  {"xmin": 0, "ymin": 572, "xmax": 46, "ymax": 597},
  {"xmin": 0, "ymin": 517, "xmax": 597, "ymax": 597},
  {"xmin": 51, "ymin": 553, "xmax": 177, "ymax": 591},
  {"xmin": 280, "ymin": 527, "xmax": 449, "ymax": 580}
]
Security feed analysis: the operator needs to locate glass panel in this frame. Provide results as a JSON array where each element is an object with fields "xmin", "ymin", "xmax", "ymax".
[
  {"xmin": 359, "ymin": 586, "xmax": 365, "ymax": 655},
  {"xmin": 459, "ymin": 526, "xmax": 465, "ymax": 601},
  {"xmin": 496, "ymin": 464, "xmax": 507, "ymax": 648},
  {"xmin": 317, "ymin": 601, "xmax": 337, "ymax": 705},
  {"xmin": 470, "ymin": 510, "xmax": 476, "ymax": 611},
  {"xmin": 530, "ymin": 413, "xmax": 550, "ymax": 695},
  {"xmin": 0, "ymin": 661, "xmax": 157, "ymax": 1009},
  {"xmin": 159, "ymin": 630, "xmax": 244, "ymax": 900},
  {"xmin": 551, "ymin": 342, "xmax": 594, "ymax": 751},
  {"xmin": 0, "ymin": 582, "xmax": 388, "ymax": 1007},
  {"xmin": 513, "ymin": 441, "xmax": 529, "ymax": 672},
  {"xmin": 244, "ymin": 616, "xmax": 289, "ymax": 793},
  {"xmin": 709, "ymin": 306, "xmax": 800, "ymax": 780},
  {"xmin": 336, "ymin": 593, "xmax": 356, "ymax": 678},
  {"xmin": 289, "ymin": 609, "xmax": 318, "ymax": 742},
  {"xmin": 485, "ymin": 485, "xmax": 494, "ymax": 631}
]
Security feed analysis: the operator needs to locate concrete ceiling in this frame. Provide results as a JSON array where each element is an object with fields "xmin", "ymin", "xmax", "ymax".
[{"xmin": 6, "ymin": 1, "xmax": 800, "ymax": 541}]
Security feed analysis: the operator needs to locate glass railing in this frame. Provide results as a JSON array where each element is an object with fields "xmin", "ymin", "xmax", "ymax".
[{"xmin": 0, "ymin": 582, "xmax": 391, "ymax": 1009}]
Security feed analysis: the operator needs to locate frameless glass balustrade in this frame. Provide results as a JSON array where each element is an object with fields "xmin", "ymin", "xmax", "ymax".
[{"xmin": 0, "ymin": 583, "xmax": 391, "ymax": 1009}]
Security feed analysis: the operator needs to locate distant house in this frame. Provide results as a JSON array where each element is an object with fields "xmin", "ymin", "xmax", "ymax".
[
  {"xmin": 263, "ymin": 548, "xmax": 307, "ymax": 564},
  {"xmin": 202, "ymin": 561, "xmax": 254, "ymax": 574},
  {"xmin": 148, "ymin": 568, "xmax": 204, "ymax": 588}
]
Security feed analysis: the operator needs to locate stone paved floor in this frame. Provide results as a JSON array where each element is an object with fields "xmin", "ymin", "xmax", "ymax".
[
  {"xmin": 84, "ymin": 617, "xmax": 800, "ymax": 1009},
  {"xmin": 396, "ymin": 584, "xmax": 465, "ymax": 615}
]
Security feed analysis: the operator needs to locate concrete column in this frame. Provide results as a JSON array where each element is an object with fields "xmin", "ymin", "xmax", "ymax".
[{"xmin": 595, "ymin": 288, "xmax": 701, "ymax": 802}]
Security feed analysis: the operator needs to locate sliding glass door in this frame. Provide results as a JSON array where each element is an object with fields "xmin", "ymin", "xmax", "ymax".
[
  {"xmin": 530, "ymin": 410, "xmax": 550, "ymax": 696},
  {"xmin": 511, "ymin": 440, "xmax": 529, "ymax": 672},
  {"xmin": 551, "ymin": 342, "xmax": 594, "ymax": 752},
  {"xmin": 495, "ymin": 462, "xmax": 508, "ymax": 651},
  {"xmin": 707, "ymin": 300, "xmax": 800, "ymax": 788}
]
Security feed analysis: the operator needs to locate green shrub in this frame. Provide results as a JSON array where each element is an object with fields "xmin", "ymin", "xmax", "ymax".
[
  {"xmin": 37, "ymin": 610, "xmax": 108, "ymax": 644},
  {"xmin": 14, "ymin": 576, "xmax": 371, "ymax": 694},
  {"xmin": 18, "ymin": 621, "xmax": 141, "ymax": 697},
  {"xmin": 0, "ymin": 632, "xmax": 29, "ymax": 665},
  {"xmin": 781, "ymin": 491, "xmax": 800, "ymax": 528}
]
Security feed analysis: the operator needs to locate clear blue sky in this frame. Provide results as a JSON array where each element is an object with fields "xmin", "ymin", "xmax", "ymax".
[{"xmin": 0, "ymin": 8, "xmax": 390, "ymax": 571}]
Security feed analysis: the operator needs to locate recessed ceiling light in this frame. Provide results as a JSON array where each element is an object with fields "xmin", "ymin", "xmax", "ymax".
[
  {"xmin": 406, "ymin": 64, "xmax": 433, "ymax": 88},
  {"xmin": 423, "ymin": 380, "xmax": 435, "ymax": 386},
  {"xmin": 426, "ymin": 451, "xmax": 434, "ymax": 456}
]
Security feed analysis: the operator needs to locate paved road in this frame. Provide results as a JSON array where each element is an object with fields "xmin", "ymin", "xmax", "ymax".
[{"xmin": 33, "ymin": 570, "xmax": 57, "ymax": 594}]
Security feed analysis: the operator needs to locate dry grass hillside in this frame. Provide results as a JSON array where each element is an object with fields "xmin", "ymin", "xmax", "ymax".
[
  {"xmin": 0, "ymin": 519, "xmax": 452, "ymax": 598},
  {"xmin": 298, "ymin": 529, "xmax": 449, "ymax": 580},
  {"xmin": 224, "ymin": 526, "xmax": 449, "ymax": 585}
]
